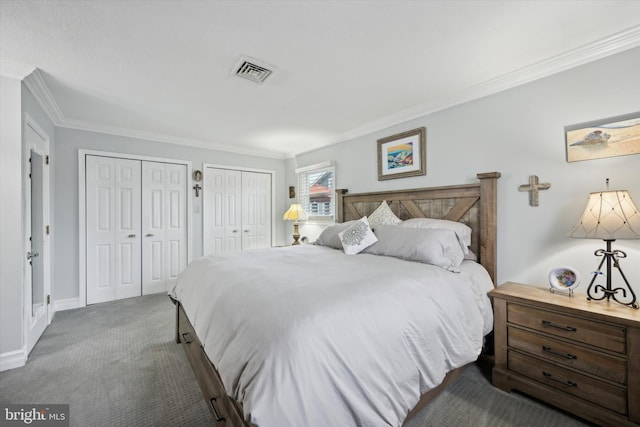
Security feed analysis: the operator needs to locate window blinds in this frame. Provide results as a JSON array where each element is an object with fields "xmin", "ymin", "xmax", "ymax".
[{"xmin": 296, "ymin": 163, "xmax": 335, "ymax": 220}]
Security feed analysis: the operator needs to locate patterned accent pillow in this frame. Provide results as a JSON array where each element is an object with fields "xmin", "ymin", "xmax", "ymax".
[
  {"xmin": 314, "ymin": 221, "xmax": 357, "ymax": 249},
  {"xmin": 338, "ymin": 217, "xmax": 378, "ymax": 255},
  {"xmin": 367, "ymin": 201, "xmax": 402, "ymax": 228}
]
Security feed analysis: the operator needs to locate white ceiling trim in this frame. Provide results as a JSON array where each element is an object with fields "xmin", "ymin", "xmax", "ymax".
[
  {"xmin": 22, "ymin": 25, "xmax": 640, "ymax": 160},
  {"xmin": 23, "ymin": 69, "xmax": 287, "ymax": 159},
  {"xmin": 0, "ymin": 60, "xmax": 35, "ymax": 80},
  {"xmin": 23, "ymin": 69, "xmax": 65, "ymax": 123},
  {"xmin": 334, "ymin": 25, "xmax": 640, "ymax": 148},
  {"xmin": 57, "ymin": 117, "xmax": 288, "ymax": 160}
]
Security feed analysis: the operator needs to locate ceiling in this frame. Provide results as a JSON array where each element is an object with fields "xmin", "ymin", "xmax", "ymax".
[{"xmin": 2, "ymin": 1, "xmax": 640, "ymax": 159}]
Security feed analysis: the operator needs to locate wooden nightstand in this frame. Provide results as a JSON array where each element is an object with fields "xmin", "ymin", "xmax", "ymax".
[{"xmin": 490, "ymin": 282, "xmax": 640, "ymax": 427}]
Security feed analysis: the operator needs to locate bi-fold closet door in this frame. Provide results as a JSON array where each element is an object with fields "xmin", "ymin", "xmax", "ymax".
[
  {"xmin": 141, "ymin": 161, "xmax": 188, "ymax": 295},
  {"xmin": 85, "ymin": 155, "xmax": 187, "ymax": 305},
  {"xmin": 203, "ymin": 167, "xmax": 272, "ymax": 255}
]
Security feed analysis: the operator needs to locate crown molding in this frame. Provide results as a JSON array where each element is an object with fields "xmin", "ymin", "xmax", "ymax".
[
  {"xmin": 19, "ymin": 26, "xmax": 640, "ymax": 159},
  {"xmin": 0, "ymin": 61, "xmax": 35, "ymax": 80},
  {"xmin": 334, "ymin": 25, "xmax": 640, "ymax": 147},
  {"xmin": 57, "ymin": 117, "xmax": 288, "ymax": 160},
  {"xmin": 23, "ymin": 69, "xmax": 65, "ymax": 124},
  {"xmin": 22, "ymin": 69, "xmax": 287, "ymax": 159}
]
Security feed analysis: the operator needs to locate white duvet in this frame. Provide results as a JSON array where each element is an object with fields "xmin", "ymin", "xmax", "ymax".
[{"xmin": 170, "ymin": 244, "xmax": 494, "ymax": 427}]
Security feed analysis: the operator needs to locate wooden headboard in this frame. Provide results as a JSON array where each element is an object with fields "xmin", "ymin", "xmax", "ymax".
[{"xmin": 336, "ymin": 172, "xmax": 501, "ymax": 285}]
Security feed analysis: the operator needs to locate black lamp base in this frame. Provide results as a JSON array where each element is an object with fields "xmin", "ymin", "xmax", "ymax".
[{"xmin": 586, "ymin": 239, "xmax": 638, "ymax": 309}]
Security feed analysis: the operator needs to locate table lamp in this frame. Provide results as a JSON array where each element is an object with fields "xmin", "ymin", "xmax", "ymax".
[
  {"xmin": 283, "ymin": 204, "xmax": 308, "ymax": 245},
  {"xmin": 568, "ymin": 184, "xmax": 640, "ymax": 308}
]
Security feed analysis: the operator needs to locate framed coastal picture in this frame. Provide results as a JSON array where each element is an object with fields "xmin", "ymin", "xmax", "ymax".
[
  {"xmin": 565, "ymin": 112, "xmax": 640, "ymax": 162},
  {"xmin": 377, "ymin": 127, "xmax": 426, "ymax": 180}
]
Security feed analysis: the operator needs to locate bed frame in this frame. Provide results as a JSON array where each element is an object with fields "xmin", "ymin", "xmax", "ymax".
[{"xmin": 172, "ymin": 171, "xmax": 501, "ymax": 426}]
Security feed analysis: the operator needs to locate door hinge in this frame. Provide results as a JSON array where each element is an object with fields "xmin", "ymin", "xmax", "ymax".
[
  {"xmin": 47, "ymin": 295, "xmax": 51, "ymax": 305},
  {"xmin": 46, "ymin": 225, "xmax": 50, "ymax": 235},
  {"xmin": 45, "ymin": 155, "xmax": 50, "ymax": 165}
]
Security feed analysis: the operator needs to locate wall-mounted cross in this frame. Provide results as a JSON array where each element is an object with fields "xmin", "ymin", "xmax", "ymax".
[{"xmin": 518, "ymin": 175, "xmax": 551, "ymax": 206}]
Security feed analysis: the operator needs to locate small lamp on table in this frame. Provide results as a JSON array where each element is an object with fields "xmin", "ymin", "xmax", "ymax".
[
  {"xmin": 283, "ymin": 204, "xmax": 308, "ymax": 245},
  {"xmin": 568, "ymin": 183, "xmax": 640, "ymax": 308}
]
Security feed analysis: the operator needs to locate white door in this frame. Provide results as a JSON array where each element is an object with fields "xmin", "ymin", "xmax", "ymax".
[
  {"xmin": 203, "ymin": 168, "xmax": 242, "ymax": 255},
  {"xmin": 142, "ymin": 162, "xmax": 187, "ymax": 295},
  {"xmin": 25, "ymin": 147, "xmax": 48, "ymax": 353},
  {"xmin": 24, "ymin": 117, "xmax": 51, "ymax": 355},
  {"xmin": 241, "ymin": 171, "xmax": 272, "ymax": 250},
  {"xmin": 86, "ymin": 156, "xmax": 142, "ymax": 304}
]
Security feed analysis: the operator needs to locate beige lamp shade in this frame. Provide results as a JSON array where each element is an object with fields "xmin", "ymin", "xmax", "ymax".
[
  {"xmin": 283, "ymin": 204, "xmax": 309, "ymax": 221},
  {"xmin": 568, "ymin": 190, "xmax": 640, "ymax": 240}
]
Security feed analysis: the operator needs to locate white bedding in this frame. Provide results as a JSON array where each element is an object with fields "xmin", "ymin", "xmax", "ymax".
[{"xmin": 170, "ymin": 244, "xmax": 494, "ymax": 427}]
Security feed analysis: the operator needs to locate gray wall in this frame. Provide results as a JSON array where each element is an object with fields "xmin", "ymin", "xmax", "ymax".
[
  {"xmin": 0, "ymin": 75, "xmax": 24, "ymax": 361},
  {"xmin": 53, "ymin": 128, "xmax": 288, "ymax": 301},
  {"xmin": 294, "ymin": 47, "xmax": 640, "ymax": 289}
]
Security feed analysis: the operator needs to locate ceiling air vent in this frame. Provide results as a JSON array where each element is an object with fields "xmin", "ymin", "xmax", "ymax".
[{"xmin": 234, "ymin": 57, "xmax": 273, "ymax": 84}]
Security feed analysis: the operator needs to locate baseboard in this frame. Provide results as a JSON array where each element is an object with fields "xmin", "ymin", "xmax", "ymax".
[
  {"xmin": 53, "ymin": 297, "xmax": 81, "ymax": 312},
  {"xmin": 0, "ymin": 349, "xmax": 26, "ymax": 372}
]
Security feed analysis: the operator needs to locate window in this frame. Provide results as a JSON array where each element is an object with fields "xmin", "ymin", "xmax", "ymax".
[{"xmin": 296, "ymin": 162, "xmax": 335, "ymax": 221}]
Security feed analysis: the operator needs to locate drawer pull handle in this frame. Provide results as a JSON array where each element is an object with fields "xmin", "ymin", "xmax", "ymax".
[
  {"xmin": 181, "ymin": 332, "xmax": 193, "ymax": 344},
  {"xmin": 208, "ymin": 397, "xmax": 226, "ymax": 422},
  {"xmin": 542, "ymin": 346, "xmax": 577, "ymax": 360},
  {"xmin": 542, "ymin": 371, "xmax": 577, "ymax": 387},
  {"xmin": 541, "ymin": 320, "xmax": 577, "ymax": 332}
]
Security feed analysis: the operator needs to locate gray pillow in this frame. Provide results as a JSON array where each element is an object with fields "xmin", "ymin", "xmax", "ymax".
[
  {"xmin": 313, "ymin": 221, "xmax": 357, "ymax": 249},
  {"xmin": 364, "ymin": 225, "xmax": 464, "ymax": 272},
  {"xmin": 401, "ymin": 218, "xmax": 472, "ymax": 254}
]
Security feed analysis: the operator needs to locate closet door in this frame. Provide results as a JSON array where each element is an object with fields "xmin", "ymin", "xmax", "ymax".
[
  {"xmin": 142, "ymin": 162, "xmax": 187, "ymax": 295},
  {"xmin": 241, "ymin": 171, "xmax": 272, "ymax": 250},
  {"xmin": 86, "ymin": 156, "xmax": 141, "ymax": 304},
  {"xmin": 203, "ymin": 168, "xmax": 242, "ymax": 255}
]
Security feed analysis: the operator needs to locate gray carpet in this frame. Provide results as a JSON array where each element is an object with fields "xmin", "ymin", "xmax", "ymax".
[{"xmin": 0, "ymin": 294, "xmax": 593, "ymax": 427}]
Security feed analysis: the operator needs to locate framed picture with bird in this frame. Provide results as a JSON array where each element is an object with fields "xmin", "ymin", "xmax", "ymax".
[{"xmin": 565, "ymin": 112, "xmax": 640, "ymax": 162}]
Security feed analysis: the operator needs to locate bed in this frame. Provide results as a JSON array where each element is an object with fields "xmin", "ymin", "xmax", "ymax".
[{"xmin": 169, "ymin": 171, "xmax": 501, "ymax": 426}]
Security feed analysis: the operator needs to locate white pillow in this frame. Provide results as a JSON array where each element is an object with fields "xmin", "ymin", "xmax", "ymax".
[
  {"xmin": 338, "ymin": 217, "xmax": 378, "ymax": 255},
  {"xmin": 367, "ymin": 200, "xmax": 402, "ymax": 228},
  {"xmin": 401, "ymin": 218, "xmax": 471, "ymax": 254},
  {"xmin": 364, "ymin": 225, "xmax": 464, "ymax": 272}
]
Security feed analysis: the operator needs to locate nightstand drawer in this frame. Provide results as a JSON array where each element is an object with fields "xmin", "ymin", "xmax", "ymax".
[
  {"xmin": 507, "ymin": 327, "xmax": 627, "ymax": 384},
  {"xmin": 508, "ymin": 350, "xmax": 627, "ymax": 415},
  {"xmin": 507, "ymin": 303, "xmax": 626, "ymax": 353}
]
